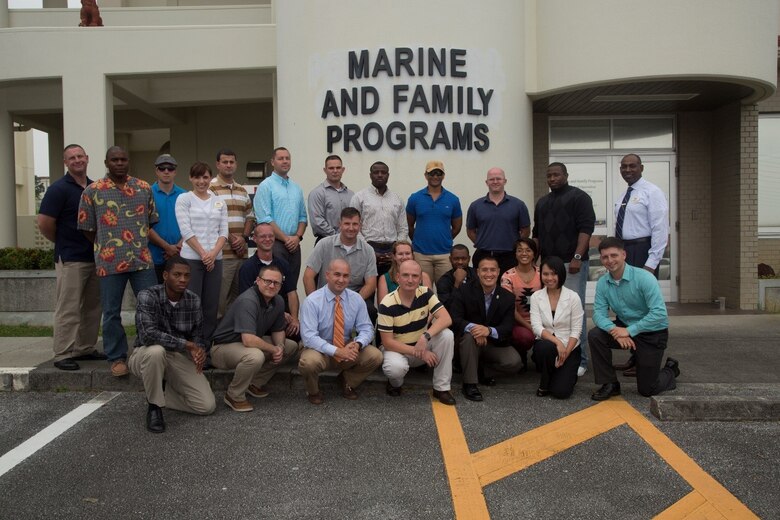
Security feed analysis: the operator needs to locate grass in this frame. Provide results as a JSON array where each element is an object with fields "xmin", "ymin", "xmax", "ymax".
[{"xmin": 0, "ymin": 324, "xmax": 137, "ymax": 337}]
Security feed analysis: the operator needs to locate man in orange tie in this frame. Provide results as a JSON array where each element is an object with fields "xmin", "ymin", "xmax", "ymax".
[{"xmin": 299, "ymin": 259, "xmax": 382, "ymax": 405}]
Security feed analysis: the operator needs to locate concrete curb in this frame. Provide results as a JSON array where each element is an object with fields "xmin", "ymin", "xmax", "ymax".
[{"xmin": 651, "ymin": 395, "xmax": 780, "ymax": 421}]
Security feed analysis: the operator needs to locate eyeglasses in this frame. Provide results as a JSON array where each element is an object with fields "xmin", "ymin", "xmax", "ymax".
[
  {"xmin": 426, "ymin": 171, "xmax": 444, "ymax": 177},
  {"xmin": 157, "ymin": 166, "xmax": 176, "ymax": 172},
  {"xmin": 259, "ymin": 277, "xmax": 283, "ymax": 288}
]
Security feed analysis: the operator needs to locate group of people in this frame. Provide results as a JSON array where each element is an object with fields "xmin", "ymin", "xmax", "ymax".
[{"xmin": 38, "ymin": 143, "xmax": 679, "ymax": 434}]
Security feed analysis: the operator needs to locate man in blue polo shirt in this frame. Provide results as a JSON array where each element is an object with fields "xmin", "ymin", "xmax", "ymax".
[
  {"xmin": 38, "ymin": 144, "xmax": 103, "ymax": 371},
  {"xmin": 148, "ymin": 154, "xmax": 186, "ymax": 283},
  {"xmin": 406, "ymin": 160, "xmax": 462, "ymax": 285},
  {"xmin": 466, "ymin": 167, "xmax": 531, "ymax": 274}
]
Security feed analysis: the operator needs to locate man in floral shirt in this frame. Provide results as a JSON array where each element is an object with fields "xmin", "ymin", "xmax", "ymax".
[{"xmin": 78, "ymin": 146, "xmax": 159, "ymax": 377}]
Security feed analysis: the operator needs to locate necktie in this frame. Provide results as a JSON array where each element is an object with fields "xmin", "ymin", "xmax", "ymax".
[
  {"xmin": 615, "ymin": 186, "xmax": 633, "ymax": 239},
  {"xmin": 333, "ymin": 295, "xmax": 345, "ymax": 348}
]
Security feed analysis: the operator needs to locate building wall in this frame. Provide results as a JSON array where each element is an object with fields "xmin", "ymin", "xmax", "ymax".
[
  {"xmin": 756, "ymin": 69, "xmax": 780, "ymax": 275},
  {"xmin": 677, "ymin": 111, "xmax": 713, "ymax": 302},
  {"xmin": 532, "ymin": 113, "xmax": 549, "ymax": 204},
  {"xmin": 739, "ymin": 104, "xmax": 760, "ymax": 309}
]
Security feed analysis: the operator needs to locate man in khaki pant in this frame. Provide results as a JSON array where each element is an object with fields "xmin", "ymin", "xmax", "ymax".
[
  {"xmin": 299, "ymin": 259, "xmax": 382, "ymax": 405},
  {"xmin": 210, "ymin": 264, "xmax": 301, "ymax": 412},
  {"xmin": 129, "ymin": 256, "xmax": 216, "ymax": 433}
]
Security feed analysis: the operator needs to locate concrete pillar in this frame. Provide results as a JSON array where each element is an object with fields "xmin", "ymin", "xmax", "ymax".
[
  {"xmin": 0, "ymin": 0, "xmax": 8, "ymax": 29},
  {"xmin": 62, "ymin": 72, "xmax": 113, "ymax": 174},
  {"xmin": 0, "ymin": 98, "xmax": 18, "ymax": 246},
  {"xmin": 48, "ymin": 128, "xmax": 65, "ymax": 181}
]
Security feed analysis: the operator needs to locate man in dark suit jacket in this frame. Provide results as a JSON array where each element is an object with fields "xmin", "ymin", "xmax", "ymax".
[{"xmin": 450, "ymin": 256, "xmax": 523, "ymax": 401}]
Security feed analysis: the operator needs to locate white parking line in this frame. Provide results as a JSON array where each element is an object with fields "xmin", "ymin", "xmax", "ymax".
[{"xmin": 0, "ymin": 391, "xmax": 120, "ymax": 479}]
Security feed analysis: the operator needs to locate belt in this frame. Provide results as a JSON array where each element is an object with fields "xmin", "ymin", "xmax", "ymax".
[
  {"xmin": 368, "ymin": 241, "xmax": 394, "ymax": 250},
  {"xmin": 623, "ymin": 237, "xmax": 651, "ymax": 246}
]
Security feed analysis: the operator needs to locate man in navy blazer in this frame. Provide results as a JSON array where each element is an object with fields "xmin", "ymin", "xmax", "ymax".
[{"xmin": 450, "ymin": 256, "xmax": 523, "ymax": 401}]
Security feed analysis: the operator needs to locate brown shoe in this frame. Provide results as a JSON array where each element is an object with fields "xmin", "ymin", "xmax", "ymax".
[
  {"xmin": 224, "ymin": 394, "xmax": 253, "ymax": 412},
  {"xmin": 338, "ymin": 373, "xmax": 359, "ymax": 400},
  {"xmin": 623, "ymin": 366, "xmax": 637, "ymax": 377},
  {"xmin": 110, "ymin": 360, "xmax": 129, "ymax": 377},
  {"xmin": 432, "ymin": 389, "xmax": 456, "ymax": 406},
  {"xmin": 247, "ymin": 384, "xmax": 269, "ymax": 398},
  {"xmin": 307, "ymin": 391, "xmax": 324, "ymax": 405}
]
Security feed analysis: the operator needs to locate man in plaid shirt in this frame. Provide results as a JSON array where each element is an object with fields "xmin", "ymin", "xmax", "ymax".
[{"xmin": 129, "ymin": 256, "xmax": 216, "ymax": 433}]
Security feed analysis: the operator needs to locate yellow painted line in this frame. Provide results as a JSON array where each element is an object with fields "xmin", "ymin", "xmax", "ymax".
[
  {"xmin": 654, "ymin": 491, "xmax": 722, "ymax": 519},
  {"xmin": 471, "ymin": 403, "xmax": 623, "ymax": 486},
  {"xmin": 431, "ymin": 398, "xmax": 490, "ymax": 520},
  {"xmin": 608, "ymin": 400, "xmax": 758, "ymax": 519}
]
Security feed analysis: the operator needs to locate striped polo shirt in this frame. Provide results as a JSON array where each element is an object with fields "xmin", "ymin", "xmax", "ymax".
[
  {"xmin": 377, "ymin": 286, "xmax": 443, "ymax": 345},
  {"xmin": 210, "ymin": 178, "xmax": 256, "ymax": 260}
]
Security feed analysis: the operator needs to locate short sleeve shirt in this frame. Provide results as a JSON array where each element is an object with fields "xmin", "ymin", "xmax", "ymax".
[
  {"xmin": 406, "ymin": 187, "xmax": 462, "ymax": 255},
  {"xmin": 78, "ymin": 176, "xmax": 158, "ymax": 277},
  {"xmin": 306, "ymin": 234, "xmax": 377, "ymax": 292},
  {"xmin": 377, "ymin": 286, "xmax": 443, "ymax": 345},
  {"xmin": 211, "ymin": 285, "xmax": 285, "ymax": 346},
  {"xmin": 38, "ymin": 173, "xmax": 95, "ymax": 263}
]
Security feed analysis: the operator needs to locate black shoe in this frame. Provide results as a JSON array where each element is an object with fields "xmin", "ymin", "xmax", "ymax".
[
  {"xmin": 385, "ymin": 382, "xmax": 402, "ymax": 397},
  {"xmin": 54, "ymin": 358, "xmax": 80, "ymax": 371},
  {"xmin": 146, "ymin": 405, "xmax": 166, "ymax": 433},
  {"xmin": 462, "ymin": 384, "xmax": 484, "ymax": 402},
  {"xmin": 536, "ymin": 388, "xmax": 550, "ymax": 397},
  {"xmin": 72, "ymin": 351, "xmax": 107, "ymax": 361},
  {"xmin": 665, "ymin": 357, "xmax": 680, "ymax": 378},
  {"xmin": 432, "ymin": 389, "xmax": 456, "ymax": 405},
  {"xmin": 591, "ymin": 382, "xmax": 621, "ymax": 401}
]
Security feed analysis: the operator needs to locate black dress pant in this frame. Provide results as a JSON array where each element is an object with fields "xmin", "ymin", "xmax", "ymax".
[
  {"xmin": 588, "ymin": 326, "xmax": 676, "ymax": 397},
  {"xmin": 532, "ymin": 339, "xmax": 581, "ymax": 399}
]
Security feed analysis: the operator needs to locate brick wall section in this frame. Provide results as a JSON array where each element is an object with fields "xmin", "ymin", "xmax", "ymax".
[
  {"xmin": 739, "ymin": 104, "xmax": 759, "ymax": 309},
  {"xmin": 677, "ymin": 112, "xmax": 713, "ymax": 302},
  {"xmin": 758, "ymin": 83, "xmax": 780, "ymax": 112},
  {"xmin": 759, "ymin": 238, "xmax": 780, "ymax": 273},
  {"xmin": 710, "ymin": 102, "xmax": 742, "ymax": 307}
]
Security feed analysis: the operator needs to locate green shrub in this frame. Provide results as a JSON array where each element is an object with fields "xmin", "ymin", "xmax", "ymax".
[{"xmin": 0, "ymin": 248, "xmax": 55, "ymax": 270}]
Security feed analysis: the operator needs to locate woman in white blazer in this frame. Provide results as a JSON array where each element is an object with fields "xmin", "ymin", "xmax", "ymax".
[{"xmin": 530, "ymin": 256, "xmax": 584, "ymax": 398}]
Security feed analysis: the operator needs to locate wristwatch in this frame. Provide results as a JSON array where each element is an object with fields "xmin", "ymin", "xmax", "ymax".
[
  {"xmin": 422, "ymin": 331, "xmax": 432, "ymax": 341},
  {"xmin": 356, "ymin": 340, "xmax": 364, "ymax": 349},
  {"xmin": 573, "ymin": 253, "xmax": 582, "ymax": 260}
]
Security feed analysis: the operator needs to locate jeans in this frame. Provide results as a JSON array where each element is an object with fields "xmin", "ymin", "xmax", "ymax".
[
  {"xmin": 563, "ymin": 259, "xmax": 588, "ymax": 369},
  {"xmin": 99, "ymin": 268, "xmax": 157, "ymax": 362}
]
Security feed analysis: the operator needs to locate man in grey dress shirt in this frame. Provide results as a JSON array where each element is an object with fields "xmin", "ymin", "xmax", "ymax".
[
  {"xmin": 350, "ymin": 161, "xmax": 408, "ymax": 275},
  {"xmin": 307, "ymin": 155, "xmax": 353, "ymax": 243}
]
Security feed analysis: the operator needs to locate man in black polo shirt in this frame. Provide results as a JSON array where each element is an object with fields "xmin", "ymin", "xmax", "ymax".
[
  {"xmin": 466, "ymin": 167, "xmax": 531, "ymax": 275},
  {"xmin": 210, "ymin": 264, "xmax": 301, "ymax": 412},
  {"xmin": 37, "ymin": 144, "xmax": 103, "ymax": 371},
  {"xmin": 533, "ymin": 161, "xmax": 595, "ymax": 377}
]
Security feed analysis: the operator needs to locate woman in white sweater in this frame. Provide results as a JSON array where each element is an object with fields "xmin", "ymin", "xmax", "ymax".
[
  {"xmin": 530, "ymin": 256, "xmax": 584, "ymax": 399},
  {"xmin": 175, "ymin": 161, "xmax": 228, "ymax": 341}
]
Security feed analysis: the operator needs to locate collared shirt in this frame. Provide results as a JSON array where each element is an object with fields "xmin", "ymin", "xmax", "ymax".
[
  {"xmin": 300, "ymin": 286, "xmax": 374, "ymax": 357},
  {"xmin": 237, "ymin": 254, "xmax": 295, "ymax": 297},
  {"xmin": 350, "ymin": 186, "xmax": 408, "ymax": 243},
  {"xmin": 307, "ymin": 181, "xmax": 354, "ymax": 237},
  {"xmin": 533, "ymin": 184, "xmax": 596, "ymax": 262},
  {"xmin": 78, "ymin": 175, "xmax": 159, "ymax": 277},
  {"xmin": 613, "ymin": 177, "xmax": 669, "ymax": 269},
  {"xmin": 210, "ymin": 178, "xmax": 255, "ymax": 259},
  {"xmin": 377, "ymin": 286, "xmax": 444, "ymax": 345},
  {"xmin": 305, "ymin": 234, "xmax": 377, "ymax": 292},
  {"xmin": 38, "ymin": 173, "xmax": 95, "ymax": 263},
  {"xmin": 211, "ymin": 285, "xmax": 285, "ymax": 346},
  {"xmin": 253, "ymin": 172, "xmax": 307, "ymax": 236},
  {"xmin": 593, "ymin": 264, "xmax": 669, "ymax": 337},
  {"xmin": 150, "ymin": 182, "xmax": 186, "ymax": 266},
  {"xmin": 406, "ymin": 187, "xmax": 462, "ymax": 255},
  {"xmin": 466, "ymin": 192, "xmax": 530, "ymax": 252},
  {"xmin": 134, "ymin": 284, "xmax": 203, "ymax": 351}
]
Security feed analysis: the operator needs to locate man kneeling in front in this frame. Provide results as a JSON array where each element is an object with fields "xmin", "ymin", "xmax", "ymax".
[
  {"xmin": 130, "ymin": 256, "xmax": 215, "ymax": 433},
  {"xmin": 378, "ymin": 260, "xmax": 456, "ymax": 405},
  {"xmin": 589, "ymin": 237, "xmax": 679, "ymax": 401}
]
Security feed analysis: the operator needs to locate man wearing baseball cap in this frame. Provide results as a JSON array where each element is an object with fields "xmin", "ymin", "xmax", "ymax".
[
  {"xmin": 148, "ymin": 154, "xmax": 186, "ymax": 283},
  {"xmin": 406, "ymin": 160, "xmax": 463, "ymax": 285}
]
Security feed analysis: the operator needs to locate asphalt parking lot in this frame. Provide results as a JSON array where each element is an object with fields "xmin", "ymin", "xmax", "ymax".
[{"xmin": 1, "ymin": 383, "xmax": 777, "ymax": 519}]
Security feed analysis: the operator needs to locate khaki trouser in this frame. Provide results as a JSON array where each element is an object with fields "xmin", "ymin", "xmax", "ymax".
[
  {"xmin": 128, "ymin": 345, "xmax": 216, "ymax": 415},
  {"xmin": 53, "ymin": 260, "xmax": 101, "ymax": 361},
  {"xmin": 413, "ymin": 253, "xmax": 451, "ymax": 290},
  {"xmin": 298, "ymin": 345, "xmax": 383, "ymax": 395},
  {"xmin": 218, "ymin": 257, "xmax": 244, "ymax": 318},
  {"xmin": 211, "ymin": 338, "xmax": 301, "ymax": 401}
]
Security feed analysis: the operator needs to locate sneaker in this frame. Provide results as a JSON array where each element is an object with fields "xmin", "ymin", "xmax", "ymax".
[
  {"xmin": 577, "ymin": 366, "xmax": 587, "ymax": 377},
  {"xmin": 247, "ymin": 384, "xmax": 269, "ymax": 398},
  {"xmin": 224, "ymin": 394, "xmax": 253, "ymax": 412},
  {"xmin": 386, "ymin": 381, "xmax": 402, "ymax": 397},
  {"xmin": 111, "ymin": 360, "xmax": 129, "ymax": 377}
]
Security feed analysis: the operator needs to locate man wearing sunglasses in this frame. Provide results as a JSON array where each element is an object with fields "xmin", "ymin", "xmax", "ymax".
[
  {"xmin": 148, "ymin": 154, "xmax": 185, "ymax": 283},
  {"xmin": 210, "ymin": 264, "xmax": 301, "ymax": 412}
]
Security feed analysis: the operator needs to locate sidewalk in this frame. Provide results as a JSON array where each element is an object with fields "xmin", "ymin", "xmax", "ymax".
[{"xmin": 2, "ymin": 306, "xmax": 779, "ymax": 420}]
